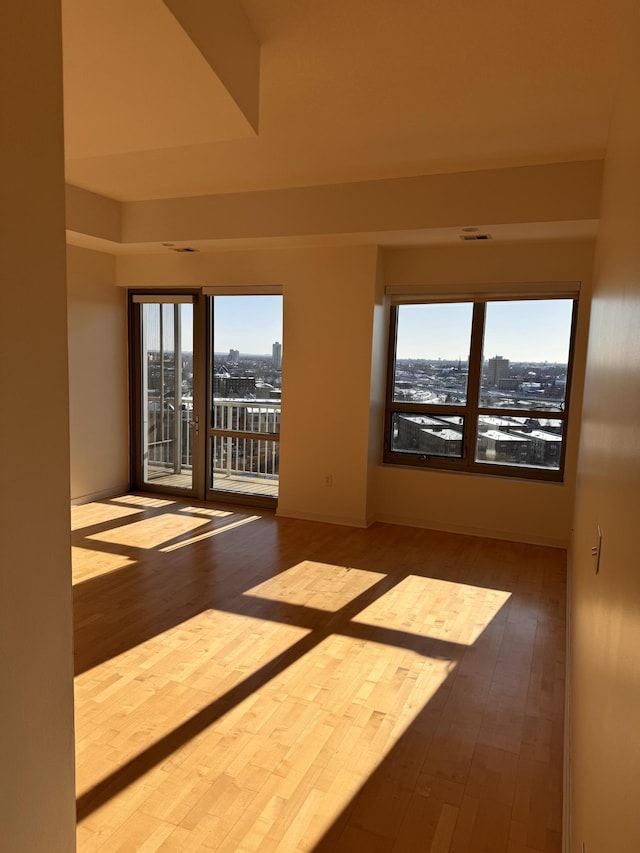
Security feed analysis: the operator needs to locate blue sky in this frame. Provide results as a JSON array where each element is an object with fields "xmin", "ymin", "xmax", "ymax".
[
  {"xmin": 396, "ymin": 299, "xmax": 574, "ymax": 363},
  {"xmin": 154, "ymin": 296, "xmax": 572, "ymax": 364},
  {"xmin": 212, "ymin": 295, "xmax": 282, "ymax": 355},
  {"xmin": 150, "ymin": 296, "xmax": 283, "ymax": 354}
]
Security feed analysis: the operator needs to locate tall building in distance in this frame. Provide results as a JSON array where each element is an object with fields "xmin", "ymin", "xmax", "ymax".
[
  {"xmin": 272, "ymin": 341, "xmax": 282, "ymax": 369},
  {"xmin": 228, "ymin": 348, "xmax": 240, "ymax": 363},
  {"xmin": 485, "ymin": 355, "xmax": 510, "ymax": 386}
]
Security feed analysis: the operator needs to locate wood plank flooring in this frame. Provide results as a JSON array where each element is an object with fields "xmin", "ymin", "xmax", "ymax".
[{"xmin": 72, "ymin": 494, "xmax": 566, "ymax": 852}]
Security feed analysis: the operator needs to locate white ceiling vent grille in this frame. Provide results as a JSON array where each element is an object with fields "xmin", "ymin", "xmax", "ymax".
[{"xmin": 460, "ymin": 233, "xmax": 492, "ymax": 241}]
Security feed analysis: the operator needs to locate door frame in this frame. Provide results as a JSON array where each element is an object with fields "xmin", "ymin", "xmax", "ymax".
[
  {"xmin": 129, "ymin": 289, "xmax": 281, "ymax": 508},
  {"xmin": 129, "ymin": 290, "xmax": 206, "ymax": 500},
  {"xmin": 203, "ymin": 292, "xmax": 280, "ymax": 509}
]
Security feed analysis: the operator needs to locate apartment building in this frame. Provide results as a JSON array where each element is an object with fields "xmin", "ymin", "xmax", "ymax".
[{"xmin": 2, "ymin": 2, "xmax": 639, "ymax": 851}]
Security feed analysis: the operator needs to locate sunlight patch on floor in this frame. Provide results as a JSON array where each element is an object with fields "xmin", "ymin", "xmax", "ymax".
[
  {"xmin": 160, "ymin": 515, "xmax": 261, "ymax": 552},
  {"xmin": 352, "ymin": 575, "xmax": 512, "ymax": 645},
  {"xmin": 71, "ymin": 502, "xmax": 143, "ymax": 531},
  {"xmin": 86, "ymin": 513, "xmax": 212, "ymax": 549},
  {"xmin": 177, "ymin": 506, "xmax": 236, "ymax": 518},
  {"xmin": 75, "ymin": 617, "xmax": 451, "ymax": 851},
  {"xmin": 245, "ymin": 561, "xmax": 387, "ymax": 611},
  {"xmin": 110, "ymin": 495, "xmax": 177, "ymax": 509},
  {"xmin": 72, "ymin": 546, "xmax": 137, "ymax": 583}
]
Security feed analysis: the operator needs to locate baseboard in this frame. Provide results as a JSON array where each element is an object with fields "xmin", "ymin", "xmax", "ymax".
[
  {"xmin": 372, "ymin": 512, "xmax": 568, "ymax": 549},
  {"xmin": 70, "ymin": 484, "xmax": 129, "ymax": 506},
  {"xmin": 275, "ymin": 506, "xmax": 370, "ymax": 529}
]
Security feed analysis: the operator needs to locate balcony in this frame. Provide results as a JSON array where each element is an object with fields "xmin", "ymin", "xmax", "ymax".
[{"xmin": 145, "ymin": 398, "xmax": 280, "ymax": 498}]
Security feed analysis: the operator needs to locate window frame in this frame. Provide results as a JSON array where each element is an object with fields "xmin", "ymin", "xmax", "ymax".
[{"xmin": 383, "ymin": 294, "xmax": 579, "ymax": 482}]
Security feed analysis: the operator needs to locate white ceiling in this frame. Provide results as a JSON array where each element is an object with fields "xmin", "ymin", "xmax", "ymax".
[{"xmin": 62, "ymin": 0, "xmax": 623, "ymax": 203}]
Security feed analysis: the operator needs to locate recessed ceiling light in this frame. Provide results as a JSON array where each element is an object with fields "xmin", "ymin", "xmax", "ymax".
[
  {"xmin": 161, "ymin": 242, "xmax": 175, "ymax": 247},
  {"xmin": 461, "ymin": 226, "xmax": 480, "ymax": 233}
]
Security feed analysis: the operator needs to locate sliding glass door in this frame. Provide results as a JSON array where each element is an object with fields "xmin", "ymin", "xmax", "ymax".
[
  {"xmin": 131, "ymin": 295, "xmax": 204, "ymax": 496},
  {"xmin": 131, "ymin": 291, "xmax": 282, "ymax": 506},
  {"xmin": 207, "ymin": 295, "xmax": 282, "ymax": 503}
]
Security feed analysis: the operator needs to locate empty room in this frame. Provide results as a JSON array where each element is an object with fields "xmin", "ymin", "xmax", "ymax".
[{"xmin": 3, "ymin": 2, "xmax": 640, "ymax": 852}]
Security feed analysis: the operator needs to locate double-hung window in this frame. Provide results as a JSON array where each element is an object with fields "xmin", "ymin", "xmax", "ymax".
[{"xmin": 384, "ymin": 285, "xmax": 578, "ymax": 481}]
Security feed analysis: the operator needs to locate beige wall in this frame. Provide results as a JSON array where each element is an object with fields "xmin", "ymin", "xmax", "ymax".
[
  {"xmin": 118, "ymin": 245, "xmax": 380, "ymax": 526},
  {"xmin": 120, "ymin": 160, "xmax": 602, "ymax": 244},
  {"xmin": 67, "ymin": 245, "xmax": 129, "ymax": 503},
  {"xmin": 119, "ymin": 238, "xmax": 592, "ymax": 544},
  {"xmin": 0, "ymin": 4, "xmax": 76, "ymax": 851},
  {"xmin": 374, "ymin": 240, "xmax": 594, "ymax": 546},
  {"xmin": 569, "ymin": 6, "xmax": 640, "ymax": 851}
]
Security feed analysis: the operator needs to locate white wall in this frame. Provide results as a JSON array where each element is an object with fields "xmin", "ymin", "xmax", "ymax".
[
  {"xmin": 0, "ymin": 4, "xmax": 76, "ymax": 851},
  {"xmin": 569, "ymin": 5, "xmax": 640, "ymax": 851},
  {"xmin": 67, "ymin": 245, "xmax": 129, "ymax": 503},
  {"xmin": 374, "ymin": 240, "xmax": 594, "ymax": 546}
]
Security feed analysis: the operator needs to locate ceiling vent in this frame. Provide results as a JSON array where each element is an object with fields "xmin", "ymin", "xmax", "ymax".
[
  {"xmin": 460, "ymin": 233, "xmax": 492, "ymax": 241},
  {"xmin": 170, "ymin": 246, "xmax": 199, "ymax": 253}
]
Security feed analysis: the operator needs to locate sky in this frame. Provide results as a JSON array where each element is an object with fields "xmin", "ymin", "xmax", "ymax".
[
  {"xmin": 396, "ymin": 299, "xmax": 574, "ymax": 363},
  {"xmin": 144, "ymin": 296, "xmax": 283, "ymax": 355},
  {"xmin": 147, "ymin": 295, "xmax": 572, "ymax": 364},
  {"xmin": 212, "ymin": 295, "xmax": 282, "ymax": 355}
]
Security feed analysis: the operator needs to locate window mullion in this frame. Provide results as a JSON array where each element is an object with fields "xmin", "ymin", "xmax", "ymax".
[
  {"xmin": 464, "ymin": 302, "xmax": 486, "ymax": 466},
  {"xmin": 383, "ymin": 306, "xmax": 400, "ymax": 456}
]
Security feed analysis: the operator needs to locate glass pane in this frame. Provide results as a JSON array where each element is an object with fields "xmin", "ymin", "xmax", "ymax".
[
  {"xmin": 390, "ymin": 413, "xmax": 464, "ymax": 458},
  {"xmin": 141, "ymin": 303, "xmax": 193, "ymax": 489},
  {"xmin": 210, "ymin": 436, "xmax": 279, "ymax": 497},
  {"xmin": 210, "ymin": 295, "xmax": 282, "ymax": 497},
  {"xmin": 476, "ymin": 416, "xmax": 563, "ymax": 470},
  {"xmin": 141, "ymin": 302, "xmax": 194, "ymax": 489},
  {"xmin": 211, "ymin": 295, "xmax": 282, "ymax": 408},
  {"xmin": 394, "ymin": 303, "xmax": 473, "ymax": 405},
  {"xmin": 480, "ymin": 300, "xmax": 573, "ymax": 412}
]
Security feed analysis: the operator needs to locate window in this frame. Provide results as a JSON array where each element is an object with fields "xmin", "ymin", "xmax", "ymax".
[{"xmin": 384, "ymin": 292, "xmax": 577, "ymax": 481}]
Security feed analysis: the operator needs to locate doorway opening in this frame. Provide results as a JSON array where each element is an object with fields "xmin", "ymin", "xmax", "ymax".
[{"xmin": 130, "ymin": 291, "xmax": 283, "ymax": 507}]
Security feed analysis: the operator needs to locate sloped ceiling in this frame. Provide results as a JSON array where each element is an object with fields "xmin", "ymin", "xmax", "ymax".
[{"xmin": 62, "ymin": 0, "xmax": 622, "ymax": 203}]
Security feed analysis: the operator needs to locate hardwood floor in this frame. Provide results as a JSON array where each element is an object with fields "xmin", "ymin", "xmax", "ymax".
[{"xmin": 72, "ymin": 494, "xmax": 565, "ymax": 852}]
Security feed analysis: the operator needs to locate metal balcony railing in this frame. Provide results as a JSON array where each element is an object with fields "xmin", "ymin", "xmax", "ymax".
[{"xmin": 145, "ymin": 397, "xmax": 281, "ymax": 483}]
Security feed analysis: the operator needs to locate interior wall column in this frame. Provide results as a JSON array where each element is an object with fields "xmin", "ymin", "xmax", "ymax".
[{"xmin": 0, "ymin": 2, "xmax": 77, "ymax": 851}]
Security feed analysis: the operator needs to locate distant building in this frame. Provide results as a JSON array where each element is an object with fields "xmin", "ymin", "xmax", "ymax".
[
  {"xmin": 477, "ymin": 416, "xmax": 522, "ymax": 432},
  {"xmin": 419, "ymin": 429, "xmax": 463, "ymax": 458},
  {"xmin": 396, "ymin": 415, "xmax": 460, "ymax": 450},
  {"xmin": 512, "ymin": 429, "xmax": 562, "ymax": 466},
  {"xmin": 213, "ymin": 365, "xmax": 256, "ymax": 399},
  {"xmin": 477, "ymin": 429, "xmax": 531, "ymax": 464},
  {"xmin": 272, "ymin": 341, "xmax": 282, "ymax": 369},
  {"xmin": 498, "ymin": 377, "xmax": 520, "ymax": 391},
  {"xmin": 255, "ymin": 382, "xmax": 275, "ymax": 400},
  {"xmin": 394, "ymin": 415, "xmax": 463, "ymax": 457},
  {"xmin": 228, "ymin": 348, "xmax": 240, "ymax": 363},
  {"xmin": 485, "ymin": 355, "xmax": 510, "ymax": 386}
]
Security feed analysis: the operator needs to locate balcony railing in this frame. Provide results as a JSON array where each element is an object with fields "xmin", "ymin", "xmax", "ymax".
[{"xmin": 145, "ymin": 398, "xmax": 280, "ymax": 489}]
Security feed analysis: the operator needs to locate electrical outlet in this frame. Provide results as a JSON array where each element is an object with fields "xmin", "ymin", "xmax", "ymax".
[{"xmin": 324, "ymin": 473, "xmax": 333, "ymax": 487}]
